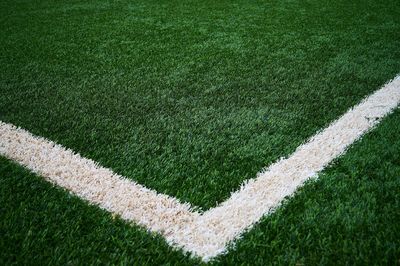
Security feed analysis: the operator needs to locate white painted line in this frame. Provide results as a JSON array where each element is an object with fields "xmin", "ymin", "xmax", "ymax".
[
  {"xmin": 0, "ymin": 121, "xmax": 199, "ymax": 235},
  {"xmin": 1, "ymin": 76, "xmax": 399, "ymax": 261}
]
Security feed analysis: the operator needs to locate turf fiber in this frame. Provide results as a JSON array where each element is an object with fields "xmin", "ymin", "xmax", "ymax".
[
  {"xmin": 1, "ymin": 107, "xmax": 400, "ymax": 265},
  {"xmin": 1, "ymin": 0, "xmax": 400, "ymax": 264}
]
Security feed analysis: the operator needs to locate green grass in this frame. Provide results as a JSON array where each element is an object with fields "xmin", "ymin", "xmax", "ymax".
[
  {"xmin": 0, "ymin": 157, "xmax": 198, "ymax": 265},
  {"xmin": 1, "ymin": 0, "xmax": 399, "ymax": 209},
  {"xmin": 1, "ymin": 0, "xmax": 400, "ymax": 264},
  {"xmin": 1, "ymin": 104, "xmax": 400, "ymax": 265}
]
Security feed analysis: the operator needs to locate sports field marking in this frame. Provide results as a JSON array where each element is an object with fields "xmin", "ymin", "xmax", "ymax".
[{"xmin": 1, "ymin": 76, "xmax": 400, "ymax": 261}]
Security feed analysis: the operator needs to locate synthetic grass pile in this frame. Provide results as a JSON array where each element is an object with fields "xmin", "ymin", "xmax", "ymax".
[
  {"xmin": 1, "ymin": 110, "xmax": 400, "ymax": 265},
  {"xmin": 1, "ymin": 0, "xmax": 399, "ymax": 209},
  {"xmin": 2, "ymin": 76, "xmax": 399, "ymax": 260},
  {"xmin": 1, "ymin": 0, "xmax": 400, "ymax": 263}
]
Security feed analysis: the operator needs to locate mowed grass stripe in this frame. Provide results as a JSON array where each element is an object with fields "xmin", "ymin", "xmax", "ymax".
[
  {"xmin": 1, "ymin": 76, "xmax": 399, "ymax": 260},
  {"xmin": 1, "ymin": 0, "xmax": 400, "ymax": 209}
]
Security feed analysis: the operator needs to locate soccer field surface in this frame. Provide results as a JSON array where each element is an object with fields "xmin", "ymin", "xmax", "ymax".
[{"xmin": 1, "ymin": 0, "xmax": 400, "ymax": 264}]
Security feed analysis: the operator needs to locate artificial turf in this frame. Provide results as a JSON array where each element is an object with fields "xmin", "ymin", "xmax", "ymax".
[
  {"xmin": 1, "ymin": 102, "xmax": 400, "ymax": 265},
  {"xmin": 1, "ymin": 0, "xmax": 400, "ymax": 263},
  {"xmin": 1, "ymin": 0, "xmax": 400, "ymax": 209}
]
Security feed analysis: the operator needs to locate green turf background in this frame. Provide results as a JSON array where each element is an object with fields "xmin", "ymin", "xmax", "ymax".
[
  {"xmin": 1, "ymin": 0, "xmax": 400, "ymax": 263},
  {"xmin": 1, "ymin": 104, "xmax": 400, "ymax": 265},
  {"xmin": 1, "ymin": 0, "xmax": 399, "ymax": 209}
]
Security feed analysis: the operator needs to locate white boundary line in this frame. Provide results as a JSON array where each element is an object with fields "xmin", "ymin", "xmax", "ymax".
[{"xmin": 1, "ymin": 76, "xmax": 400, "ymax": 261}]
